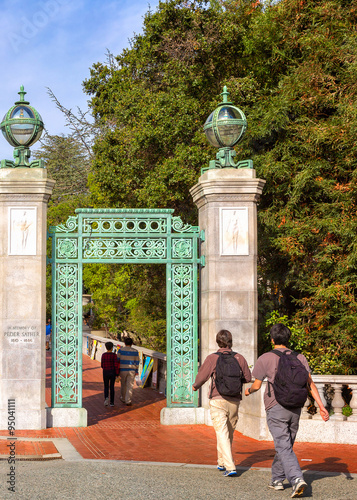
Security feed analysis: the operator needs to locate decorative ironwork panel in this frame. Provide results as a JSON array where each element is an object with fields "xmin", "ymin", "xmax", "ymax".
[
  {"xmin": 52, "ymin": 263, "xmax": 80, "ymax": 407},
  {"xmin": 172, "ymin": 216, "xmax": 200, "ymax": 233},
  {"xmin": 50, "ymin": 208, "xmax": 202, "ymax": 411},
  {"xmin": 83, "ymin": 217, "xmax": 168, "ymax": 234},
  {"xmin": 55, "ymin": 216, "xmax": 78, "ymax": 233},
  {"xmin": 83, "ymin": 238, "xmax": 166, "ymax": 260},
  {"xmin": 172, "ymin": 238, "xmax": 193, "ymax": 259},
  {"xmin": 57, "ymin": 238, "xmax": 78, "ymax": 259},
  {"xmin": 169, "ymin": 263, "xmax": 197, "ymax": 405}
]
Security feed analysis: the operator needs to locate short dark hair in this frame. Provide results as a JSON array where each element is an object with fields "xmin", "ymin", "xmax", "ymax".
[
  {"xmin": 105, "ymin": 341, "xmax": 114, "ymax": 351},
  {"xmin": 270, "ymin": 323, "xmax": 291, "ymax": 346},
  {"xmin": 124, "ymin": 337, "xmax": 133, "ymax": 346},
  {"xmin": 216, "ymin": 330, "xmax": 232, "ymax": 348}
]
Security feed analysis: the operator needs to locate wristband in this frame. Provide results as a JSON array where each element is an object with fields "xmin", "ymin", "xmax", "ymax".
[{"xmin": 248, "ymin": 387, "xmax": 251, "ymax": 394}]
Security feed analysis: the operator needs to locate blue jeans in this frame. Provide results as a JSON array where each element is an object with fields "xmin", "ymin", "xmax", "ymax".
[{"xmin": 266, "ymin": 403, "xmax": 302, "ymax": 484}]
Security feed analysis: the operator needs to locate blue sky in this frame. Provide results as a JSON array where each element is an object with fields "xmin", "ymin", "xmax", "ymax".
[{"xmin": 0, "ymin": 0, "xmax": 161, "ymax": 160}]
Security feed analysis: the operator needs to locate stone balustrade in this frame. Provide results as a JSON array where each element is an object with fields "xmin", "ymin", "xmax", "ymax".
[
  {"xmin": 238, "ymin": 375, "xmax": 357, "ymax": 444},
  {"xmin": 301, "ymin": 375, "xmax": 357, "ymax": 422}
]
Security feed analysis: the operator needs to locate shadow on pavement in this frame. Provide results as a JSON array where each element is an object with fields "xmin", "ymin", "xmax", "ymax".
[
  {"xmin": 303, "ymin": 457, "xmax": 354, "ymax": 480},
  {"xmin": 235, "ymin": 448, "xmax": 275, "ymax": 468}
]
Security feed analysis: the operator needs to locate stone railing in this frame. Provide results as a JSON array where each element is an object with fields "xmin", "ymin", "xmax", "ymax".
[
  {"xmin": 82, "ymin": 332, "xmax": 167, "ymax": 395},
  {"xmin": 238, "ymin": 374, "xmax": 357, "ymax": 444},
  {"xmin": 301, "ymin": 375, "xmax": 357, "ymax": 422}
]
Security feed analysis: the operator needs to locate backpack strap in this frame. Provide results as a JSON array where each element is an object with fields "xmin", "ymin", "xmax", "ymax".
[{"xmin": 209, "ymin": 352, "xmax": 220, "ymax": 398}]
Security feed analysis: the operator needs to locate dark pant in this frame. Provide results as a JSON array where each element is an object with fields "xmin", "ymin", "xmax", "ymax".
[
  {"xmin": 103, "ymin": 369, "xmax": 116, "ymax": 404},
  {"xmin": 266, "ymin": 403, "xmax": 302, "ymax": 484}
]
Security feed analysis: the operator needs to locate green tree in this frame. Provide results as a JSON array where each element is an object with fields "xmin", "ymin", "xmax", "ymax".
[
  {"xmin": 34, "ymin": 133, "xmax": 90, "ymax": 204},
  {"xmin": 238, "ymin": 0, "xmax": 357, "ymax": 373},
  {"xmin": 34, "ymin": 133, "xmax": 92, "ymax": 318},
  {"xmin": 83, "ymin": 0, "xmax": 258, "ymax": 218},
  {"xmin": 82, "ymin": 0, "xmax": 260, "ymax": 351},
  {"xmin": 83, "ymin": 264, "xmax": 166, "ymax": 351},
  {"xmin": 82, "ymin": 0, "xmax": 357, "ymax": 371}
]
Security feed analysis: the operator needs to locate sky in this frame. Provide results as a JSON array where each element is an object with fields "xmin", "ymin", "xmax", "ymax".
[{"xmin": 0, "ymin": 0, "xmax": 161, "ymax": 160}]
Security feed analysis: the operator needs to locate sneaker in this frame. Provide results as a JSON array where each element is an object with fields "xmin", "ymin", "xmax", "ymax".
[
  {"xmin": 120, "ymin": 397, "xmax": 125, "ymax": 403},
  {"xmin": 110, "ymin": 404, "xmax": 114, "ymax": 407},
  {"xmin": 104, "ymin": 398, "xmax": 109, "ymax": 406},
  {"xmin": 126, "ymin": 402, "xmax": 132, "ymax": 406},
  {"xmin": 223, "ymin": 470, "xmax": 237, "ymax": 477},
  {"xmin": 269, "ymin": 480, "xmax": 284, "ymax": 491},
  {"xmin": 217, "ymin": 465, "xmax": 226, "ymax": 471},
  {"xmin": 291, "ymin": 478, "xmax": 307, "ymax": 498}
]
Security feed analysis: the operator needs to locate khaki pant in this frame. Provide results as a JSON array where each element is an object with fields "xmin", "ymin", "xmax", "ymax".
[
  {"xmin": 209, "ymin": 398, "xmax": 239, "ymax": 471},
  {"xmin": 120, "ymin": 371, "xmax": 136, "ymax": 404}
]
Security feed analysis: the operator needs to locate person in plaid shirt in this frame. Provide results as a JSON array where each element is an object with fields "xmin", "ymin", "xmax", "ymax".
[{"xmin": 101, "ymin": 342, "xmax": 120, "ymax": 407}]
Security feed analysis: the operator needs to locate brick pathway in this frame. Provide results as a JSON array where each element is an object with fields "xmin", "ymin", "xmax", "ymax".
[{"xmin": 0, "ymin": 353, "xmax": 356, "ymax": 475}]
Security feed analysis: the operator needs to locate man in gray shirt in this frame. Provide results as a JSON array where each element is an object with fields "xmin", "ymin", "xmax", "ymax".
[{"xmin": 245, "ymin": 323, "xmax": 329, "ymax": 498}]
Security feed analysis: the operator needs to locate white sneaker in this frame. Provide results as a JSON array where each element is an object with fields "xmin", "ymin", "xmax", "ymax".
[
  {"xmin": 268, "ymin": 480, "xmax": 284, "ymax": 490},
  {"xmin": 104, "ymin": 397, "xmax": 109, "ymax": 406},
  {"xmin": 291, "ymin": 478, "xmax": 307, "ymax": 498}
]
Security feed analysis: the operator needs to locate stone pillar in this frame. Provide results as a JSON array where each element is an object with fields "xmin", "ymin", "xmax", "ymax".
[
  {"xmin": 190, "ymin": 168, "xmax": 265, "ymax": 412},
  {"xmin": 0, "ymin": 168, "xmax": 55, "ymax": 429}
]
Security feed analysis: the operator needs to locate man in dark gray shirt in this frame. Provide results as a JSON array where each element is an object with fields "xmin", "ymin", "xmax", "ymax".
[{"xmin": 245, "ymin": 323, "xmax": 329, "ymax": 498}]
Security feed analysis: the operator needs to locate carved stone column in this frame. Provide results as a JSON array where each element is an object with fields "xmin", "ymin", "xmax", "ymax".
[
  {"xmin": 190, "ymin": 168, "xmax": 265, "ymax": 411},
  {"xmin": 312, "ymin": 383, "xmax": 327, "ymax": 420},
  {"xmin": 347, "ymin": 383, "xmax": 357, "ymax": 422},
  {"xmin": 0, "ymin": 168, "xmax": 55, "ymax": 429},
  {"xmin": 330, "ymin": 383, "xmax": 346, "ymax": 421},
  {"xmin": 301, "ymin": 395, "xmax": 312, "ymax": 420}
]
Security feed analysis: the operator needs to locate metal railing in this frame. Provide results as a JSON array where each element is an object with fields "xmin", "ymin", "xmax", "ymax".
[{"xmin": 82, "ymin": 332, "xmax": 167, "ymax": 395}]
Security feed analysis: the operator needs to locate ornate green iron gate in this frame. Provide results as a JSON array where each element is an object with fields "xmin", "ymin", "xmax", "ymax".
[{"xmin": 48, "ymin": 208, "xmax": 204, "ymax": 410}]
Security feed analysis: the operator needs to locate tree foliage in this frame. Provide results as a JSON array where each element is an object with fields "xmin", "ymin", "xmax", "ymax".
[
  {"xmin": 240, "ymin": 0, "xmax": 357, "ymax": 373},
  {"xmin": 83, "ymin": 0, "xmax": 255, "ymax": 219},
  {"xmin": 83, "ymin": 264, "xmax": 166, "ymax": 350},
  {"xmin": 34, "ymin": 133, "xmax": 90, "ymax": 204},
  {"xmin": 34, "ymin": 133, "xmax": 91, "ymax": 318},
  {"xmin": 82, "ymin": 0, "xmax": 357, "ymax": 372}
]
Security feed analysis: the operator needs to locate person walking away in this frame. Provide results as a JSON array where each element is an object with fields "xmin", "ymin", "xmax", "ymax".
[
  {"xmin": 118, "ymin": 337, "xmax": 139, "ymax": 406},
  {"xmin": 101, "ymin": 341, "xmax": 119, "ymax": 407},
  {"xmin": 245, "ymin": 323, "xmax": 329, "ymax": 498},
  {"xmin": 193, "ymin": 329, "xmax": 251, "ymax": 477}
]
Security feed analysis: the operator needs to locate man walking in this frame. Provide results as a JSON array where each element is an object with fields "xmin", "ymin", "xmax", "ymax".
[
  {"xmin": 101, "ymin": 341, "xmax": 120, "ymax": 407},
  {"xmin": 245, "ymin": 323, "xmax": 329, "ymax": 497},
  {"xmin": 193, "ymin": 330, "xmax": 251, "ymax": 477},
  {"xmin": 118, "ymin": 337, "xmax": 139, "ymax": 406}
]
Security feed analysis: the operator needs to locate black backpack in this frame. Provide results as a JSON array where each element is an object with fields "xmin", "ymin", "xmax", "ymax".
[
  {"xmin": 269, "ymin": 350, "xmax": 309, "ymax": 409},
  {"xmin": 211, "ymin": 351, "xmax": 243, "ymax": 398}
]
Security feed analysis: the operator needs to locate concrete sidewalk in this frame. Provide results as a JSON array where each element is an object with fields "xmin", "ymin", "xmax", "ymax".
[
  {"xmin": 0, "ymin": 460, "xmax": 356, "ymax": 500},
  {"xmin": 0, "ymin": 353, "xmax": 356, "ymax": 476}
]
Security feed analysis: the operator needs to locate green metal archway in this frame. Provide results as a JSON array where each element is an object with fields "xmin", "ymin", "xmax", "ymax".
[{"xmin": 48, "ymin": 208, "xmax": 204, "ymax": 411}]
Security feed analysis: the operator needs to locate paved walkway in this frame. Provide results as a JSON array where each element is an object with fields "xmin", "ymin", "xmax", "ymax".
[{"xmin": 0, "ymin": 353, "xmax": 356, "ymax": 477}]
